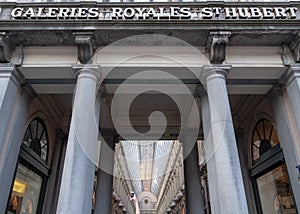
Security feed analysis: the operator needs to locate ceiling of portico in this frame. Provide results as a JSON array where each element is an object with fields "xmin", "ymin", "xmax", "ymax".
[
  {"xmin": 54, "ymin": 91, "xmax": 265, "ymax": 138},
  {"xmin": 19, "ymin": 43, "xmax": 290, "ymax": 96},
  {"xmin": 21, "ymin": 38, "xmax": 292, "ymax": 136}
]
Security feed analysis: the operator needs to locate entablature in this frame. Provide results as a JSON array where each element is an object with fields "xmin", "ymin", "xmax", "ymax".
[
  {"xmin": 0, "ymin": 1, "xmax": 300, "ymax": 32},
  {"xmin": 12, "ymin": 45, "xmax": 293, "ymax": 95}
]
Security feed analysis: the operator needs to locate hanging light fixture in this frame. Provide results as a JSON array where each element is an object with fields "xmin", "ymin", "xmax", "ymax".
[{"xmin": 296, "ymin": 165, "xmax": 300, "ymax": 184}]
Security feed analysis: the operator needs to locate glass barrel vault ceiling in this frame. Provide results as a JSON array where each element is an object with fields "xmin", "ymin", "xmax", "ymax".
[{"xmin": 120, "ymin": 140, "xmax": 174, "ymax": 197}]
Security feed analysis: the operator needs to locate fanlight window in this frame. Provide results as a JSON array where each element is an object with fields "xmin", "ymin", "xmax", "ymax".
[
  {"xmin": 252, "ymin": 118, "xmax": 280, "ymax": 162},
  {"xmin": 22, "ymin": 118, "xmax": 49, "ymax": 162}
]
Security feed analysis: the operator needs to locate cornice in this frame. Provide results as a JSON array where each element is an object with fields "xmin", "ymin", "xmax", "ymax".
[
  {"xmin": 1, "ymin": 1, "xmax": 300, "ymax": 7},
  {"xmin": 1, "ymin": 19, "xmax": 300, "ymax": 31}
]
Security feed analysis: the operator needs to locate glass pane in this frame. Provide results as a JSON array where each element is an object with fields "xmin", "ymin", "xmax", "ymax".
[
  {"xmin": 256, "ymin": 165, "xmax": 296, "ymax": 214},
  {"xmin": 252, "ymin": 119, "xmax": 280, "ymax": 162},
  {"xmin": 22, "ymin": 119, "xmax": 48, "ymax": 162},
  {"xmin": 7, "ymin": 164, "xmax": 42, "ymax": 214}
]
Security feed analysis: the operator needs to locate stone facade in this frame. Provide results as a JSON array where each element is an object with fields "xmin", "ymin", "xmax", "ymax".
[{"xmin": 0, "ymin": 1, "xmax": 300, "ymax": 214}]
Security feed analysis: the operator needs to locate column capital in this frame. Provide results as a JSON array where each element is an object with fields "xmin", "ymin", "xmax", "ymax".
[
  {"xmin": 0, "ymin": 64, "xmax": 26, "ymax": 86},
  {"xmin": 282, "ymin": 64, "xmax": 300, "ymax": 86},
  {"xmin": 74, "ymin": 32, "xmax": 96, "ymax": 64},
  {"xmin": 72, "ymin": 64, "xmax": 102, "ymax": 82},
  {"xmin": 206, "ymin": 31, "xmax": 231, "ymax": 64},
  {"xmin": 268, "ymin": 84, "xmax": 284, "ymax": 98},
  {"xmin": 0, "ymin": 32, "xmax": 13, "ymax": 63},
  {"xmin": 201, "ymin": 65, "xmax": 231, "ymax": 84},
  {"xmin": 0, "ymin": 63, "xmax": 15, "ymax": 75}
]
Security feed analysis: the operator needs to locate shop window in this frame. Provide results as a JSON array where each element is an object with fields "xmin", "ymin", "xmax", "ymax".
[
  {"xmin": 256, "ymin": 165, "xmax": 296, "ymax": 213},
  {"xmin": 249, "ymin": 118, "xmax": 297, "ymax": 214},
  {"xmin": 6, "ymin": 118, "xmax": 49, "ymax": 214}
]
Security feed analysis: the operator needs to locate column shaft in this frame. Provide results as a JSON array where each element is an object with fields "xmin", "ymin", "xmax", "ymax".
[
  {"xmin": 0, "ymin": 65, "xmax": 31, "ymax": 213},
  {"xmin": 269, "ymin": 87, "xmax": 300, "ymax": 211},
  {"xmin": 285, "ymin": 64, "xmax": 300, "ymax": 158},
  {"xmin": 42, "ymin": 131, "xmax": 67, "ymax": 214},
  {"xmin": 94, "ymin": 136, "xmax": 116, "ymax": 214},
  {"xmin": 202, "ymin": 65, "xmax": 248, "ymax": 214},
  {"xmin": 182, "ymin": 136, "xmax": 205, "ymax": 214},
  {"xmin": 235, "ymin": 129, "xmax": 256, "ymax": 214},
  {"xmin": 57, "ymin": 66, "xmax": 100, "ymax": 214},
  {"xmin": 0, "ymin": 65, "xmax": 21, "ymax": 148},
  {"xmin": 201, "ymin": 92, "xmax": 220, "ymax": 213},
  {"xmin": 0, "ymin": 90, "xmax": 31, "ymax": 213}
]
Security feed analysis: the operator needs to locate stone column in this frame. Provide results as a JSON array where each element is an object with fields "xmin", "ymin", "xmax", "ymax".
[
  {"xmin": 182, "ymin": 132, "xmax": 205, "ymax": 214},
  {"xmin": 57, "ymin": 65, "xmax": 101, "ymax": 214},
  {"xmin": 201, "ymin": 65, "xmax": 248, "ymax": 214},
  {"xmin": 42, "ymin": 130, "xmax": 67, "ymax": 214},
  {"xmin": 235, "ymin": 128, "xmax": 256, "ymax": 214},
  {"xmin": 269, "ymin": 86, "xmax": 300, "ymax": 211},
  {"xmin": 200, "ymin": 88, "xmax": 219, "ymax": 213},
  {"xmin": 94, "ymin": 135, "xmax": 117, "ymax": 214},
  {"xmin": 284, "ymin": 64, "xmax": 300, "ymax": 158},
  {"xmin": 0, "ymin": 65, "xmax": 32, "ymax": 213},
  {"xmin": 0, "ymin": 65, "xmax": 21, "ymax": 147}
]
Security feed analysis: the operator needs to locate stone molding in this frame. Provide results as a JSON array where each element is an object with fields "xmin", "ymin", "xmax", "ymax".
[
  {"xmin": 0, "ymin": 32, "xmax": 13, "ymax": 63},
  {"xmin": 72, "ymin": 64, "xmax": 101, "ymax": 81},
  {"xmin": 74, "ymin": 32, "xmax": 95, "ymax": 64},
  {"xmin": 206, "ymin": 31, "xmax": 231, "ymax": 64},
  {"xmin": 282, "ymin": 64, "xmax": 300, "ymax": 87},
  {"xmin": 0, "ymin": 64, "xmax": 26, "ymax": 86},
  {"xmin": 201, "ymin": 64, "xmax": 231, "ymax": 84},
  {"xmin": 268, "ymin": 84, "xmax": 284, "ymax": 98},
  {"xmin": 288, "ymin": 32, "xmax": 300, "ymax": 63}
]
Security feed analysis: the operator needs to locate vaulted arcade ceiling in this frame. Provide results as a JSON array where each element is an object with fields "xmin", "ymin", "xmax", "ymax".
[{"xmin": 120, "ymin": 140, "xmax": 174, "ymax": 197}]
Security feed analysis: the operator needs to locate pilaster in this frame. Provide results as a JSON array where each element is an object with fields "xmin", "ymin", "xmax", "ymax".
[
  {"xmin": 268, "ymin": 84, "xmax": 300, "ymax": 211},
  {"xmin": 283, "ymin": 64, "xmax": 300, "ymax": 141},
  {"xmin": 0, "ymin": 83, "xmax": 32, "ymax": 213},
  {"xmin": 0, "ymin": 64, "xmax": 25, "ymax": 151}
]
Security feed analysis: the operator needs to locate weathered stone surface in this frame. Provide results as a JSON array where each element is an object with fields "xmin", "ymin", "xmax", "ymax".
[
  {"xmin": 0, "ymin": 32, "xmax": 13, "ymax": 63},
  {"xmin": 74, "ymin": 32, "xmax": 95, "ymax": 64},
  {"xmin": 206, "ymin": 31, "xmax": 231, "ymax": 64},
  {"xmin": 201, "ymin": 65, "xmax": 249, "ymax": 214},
  {"xmin": 287, "ymin": 32, "xmax": 300, "ymax": 62},
  {"xmin": 57, "ymin": 65, "xmax": 101, "ymax": 214}
]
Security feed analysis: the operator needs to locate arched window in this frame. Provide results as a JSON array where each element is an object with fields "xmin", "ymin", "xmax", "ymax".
[
  {"xmin": 6, "ymin": 118, "xmax": 50, "ymax": 214},
  {"xmin": 22, "ymin": 118, "xmax": 49, "ymax": 162},
  {"xmin": 249, "ymin": 118, "xmax": 297, "ymax": 214},
  {"xmin": 251, "ymin": 118, "xmax": 280, "ymax": 162}
]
